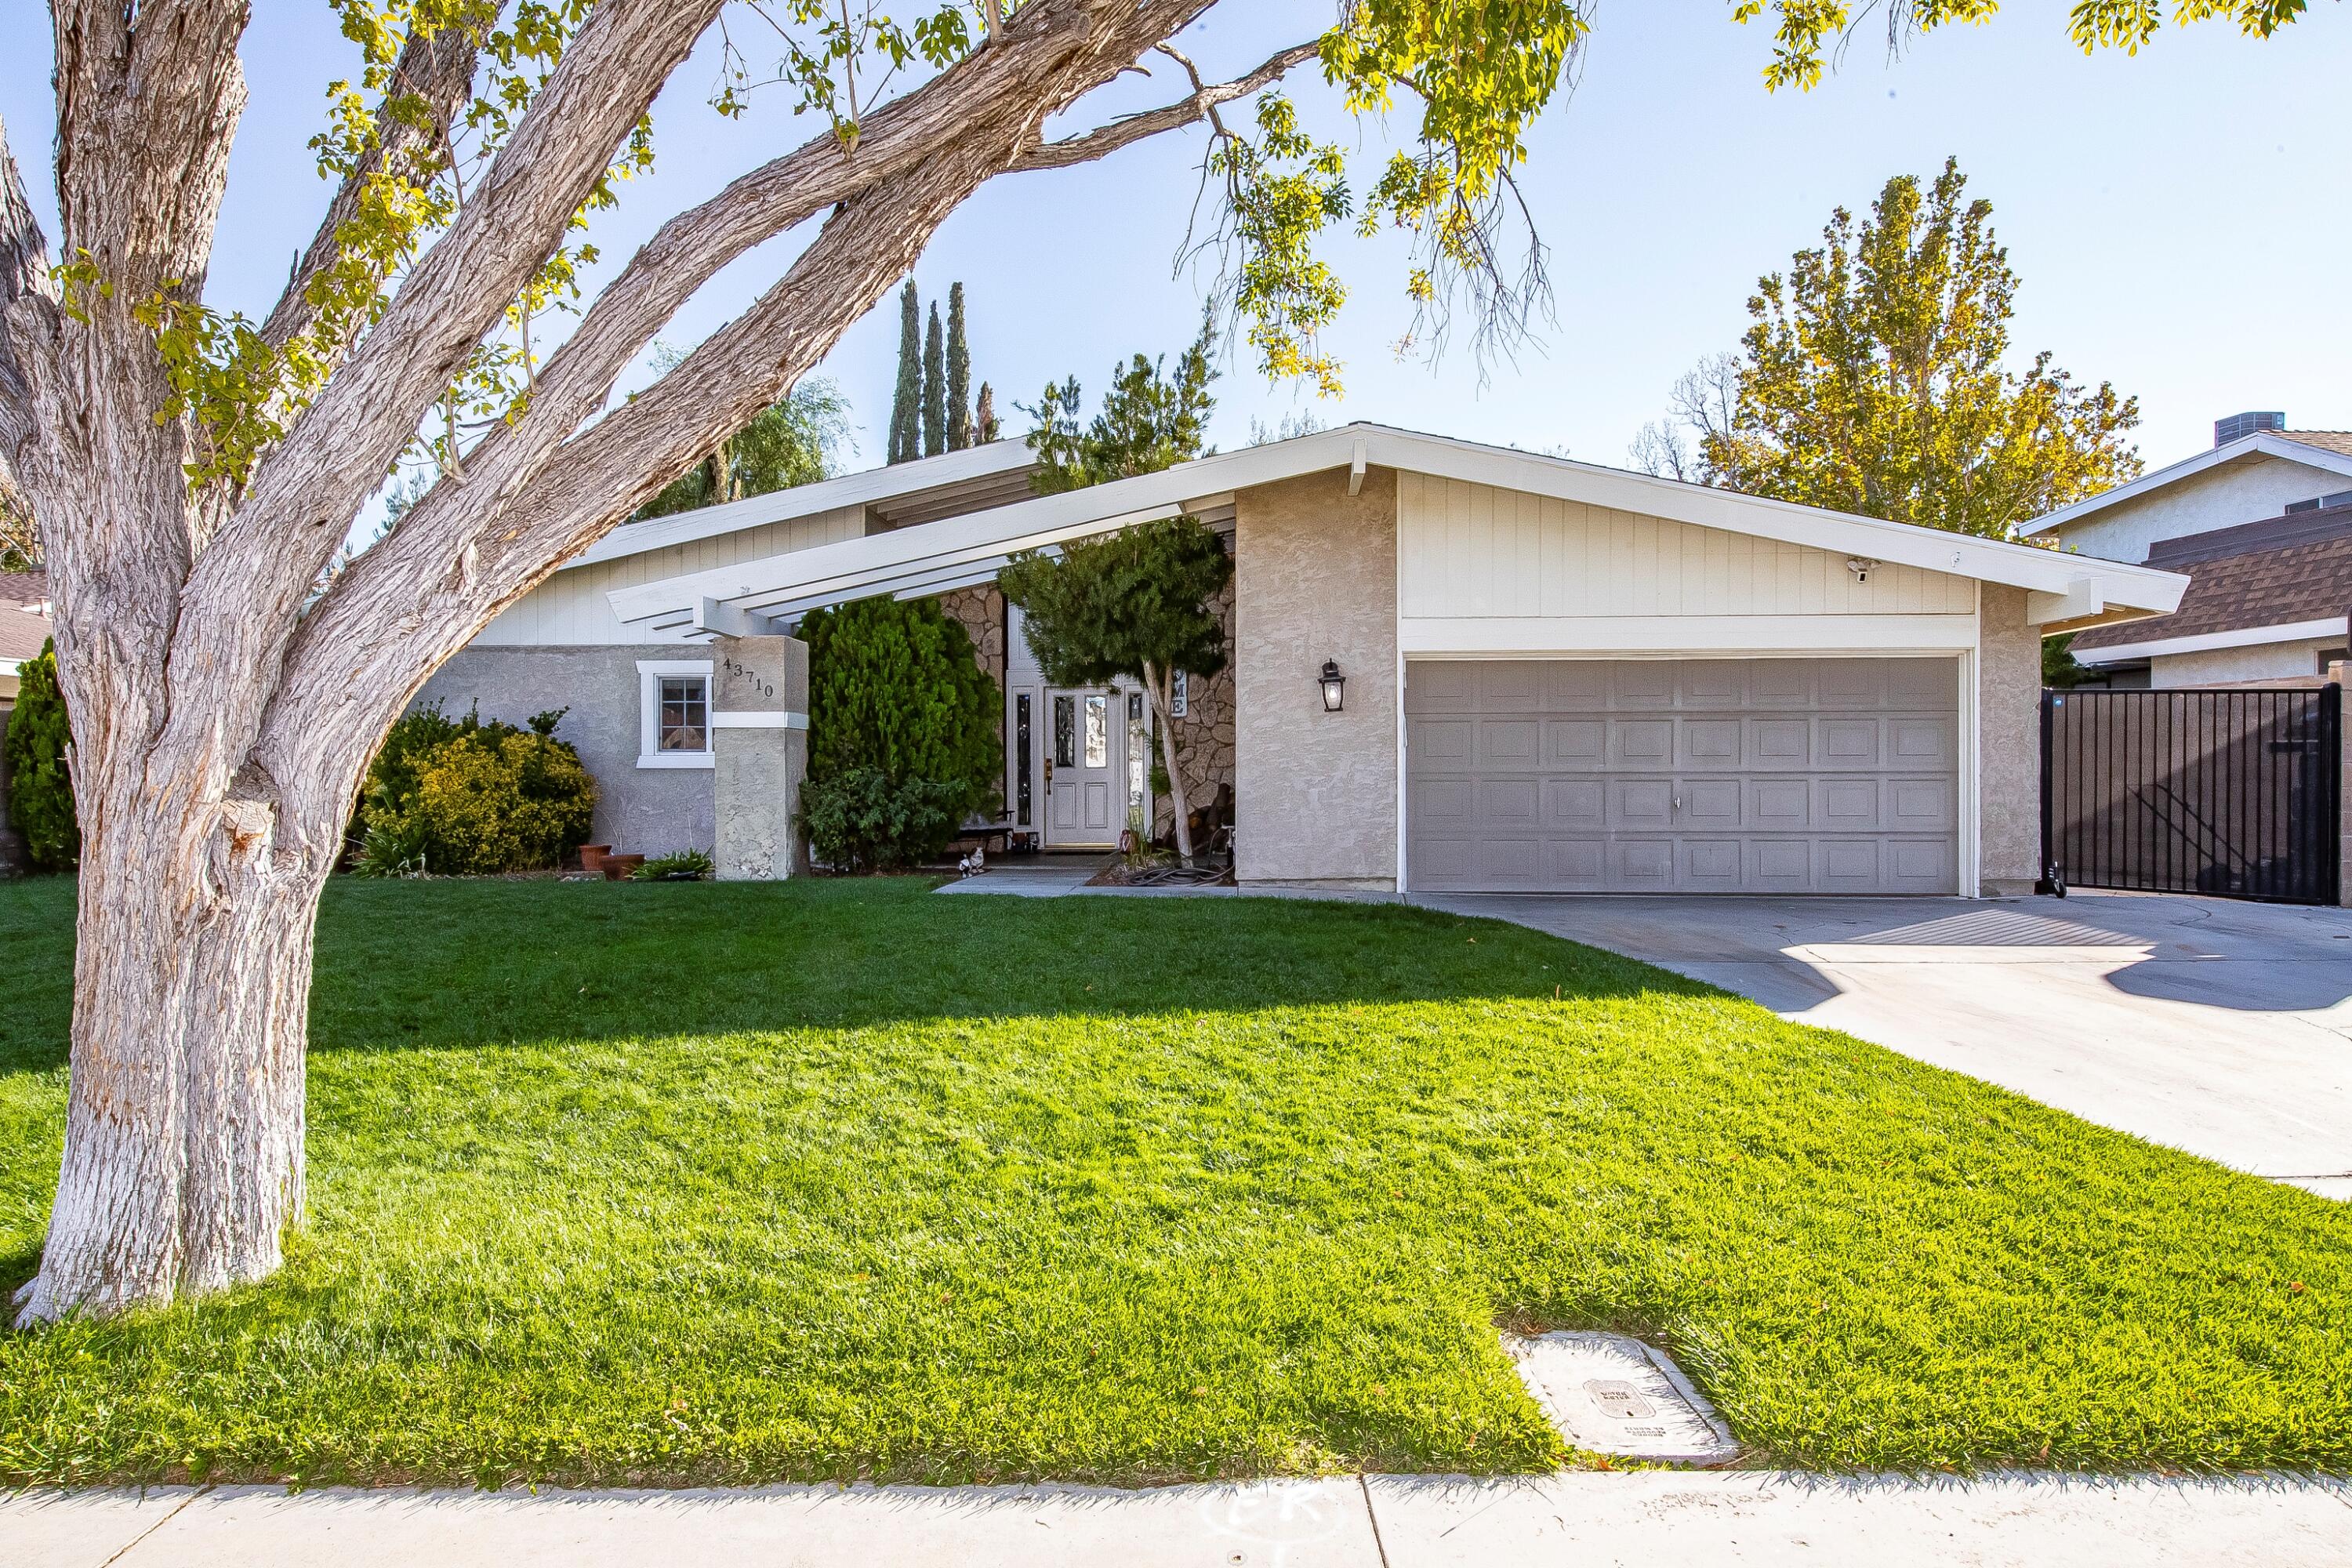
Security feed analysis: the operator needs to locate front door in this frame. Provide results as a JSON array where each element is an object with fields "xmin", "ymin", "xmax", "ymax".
[{"xmin": 1045, "ymin": 688, "xmax": 1121, "ymax": 847}]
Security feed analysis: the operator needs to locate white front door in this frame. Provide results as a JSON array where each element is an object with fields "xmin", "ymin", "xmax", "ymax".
[{"xmin": 1045, "ymin": 688, "xmax": 1121, "ymax": 847}]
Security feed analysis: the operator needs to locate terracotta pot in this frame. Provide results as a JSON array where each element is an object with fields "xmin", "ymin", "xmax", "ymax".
[
  {"xmin": 578, "ymin": 844, "xmax": 611, "ymax": 874},
  {"xmin": 601, "ymin": 854, "xmax": 646, "ymax": 882}
]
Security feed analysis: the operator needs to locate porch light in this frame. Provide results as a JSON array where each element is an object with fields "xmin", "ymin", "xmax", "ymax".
[{"xmin": 1319, "ymin": 659, "xmax": 1346, "ymax": 713}]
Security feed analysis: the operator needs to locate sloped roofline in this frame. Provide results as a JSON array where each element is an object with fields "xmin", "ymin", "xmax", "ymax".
[
  {"xmin": 608, "ymin": 422, "xmax": 2188, "ymax": 634},
  {"xmin": 2018, "ymin": 431, "xmax": 2352, "ymax": 539},
  {"xmin": 561, "ymin": 437, "xmax": 1035, "ymax": 570}
]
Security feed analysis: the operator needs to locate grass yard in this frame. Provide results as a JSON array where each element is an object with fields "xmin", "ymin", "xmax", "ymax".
[{"xmin": 1, "ymin": 875, "xmax": 2347, "ymax": 1486}]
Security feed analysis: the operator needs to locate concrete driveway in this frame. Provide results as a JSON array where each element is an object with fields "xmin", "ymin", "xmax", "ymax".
[{"xmin": 1413, "ymin": 891, "xmax": 2352, "ymax": 1199}]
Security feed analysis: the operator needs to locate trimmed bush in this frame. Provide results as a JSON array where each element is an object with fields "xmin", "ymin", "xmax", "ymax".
[
  {"xmin": 3, "ymin": 639, "xmax": 76, "ymax": 870},
  {"xmin": 353, "ymin": 702, "xmax": 596, "ymax": 876},
  {"xmin": 798, "ymin": 768, "xmax": 969, "ymax": 873},
  {"xmin": 802, "ymin": 596, "xmax": 1001, "ymax": 819}
]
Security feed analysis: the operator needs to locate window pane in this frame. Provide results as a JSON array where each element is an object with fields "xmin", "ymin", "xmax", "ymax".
[
  {"xmin": 1054, "ymin": 695, "xmax": 1076, "ymax": 769},
  {"xmin": 659, "ymin": 675, "xmax": 708, "ymax": 752},
  {"xmin": 1084, "ymin": 695, "xmax": 1108, "ymax": 768}
]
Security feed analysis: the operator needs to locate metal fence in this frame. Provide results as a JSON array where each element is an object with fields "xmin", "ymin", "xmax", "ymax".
[{"xmin": 2040, "ymin": 685, "xmax": 2341, "ymax": 905}]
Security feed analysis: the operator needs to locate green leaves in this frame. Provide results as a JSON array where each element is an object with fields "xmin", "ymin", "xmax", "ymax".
[
  {"xmin": 1025, "ymin": 319, "xmax": 1218, "ymax": 497},
  {"xmin": 2, "ymin": 641, "xmax": 77, "ymax": 873},
  {"xmin": 1000, "ymin": 517, "xmax": 1232, "ymax": 695},
  {"xmin": 1682, "ymin": 159, "xmax": 2142, "ymax": 539},
  {"xmin": 1731, "ymin": 0, "xmax": 2315, "ymax": 91}
]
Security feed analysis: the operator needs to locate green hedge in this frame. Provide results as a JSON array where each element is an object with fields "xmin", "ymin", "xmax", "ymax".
[
  {"xmin": 3, "ymin": 639, "xmax": 76, "ymax": 871},
  {"xmin": 353, "ymin": 704, "xmax": 595, "ymax": 876},
  {"xmin": 800, "ymin": 597, "xmax": 1000, "ymax": 869}
]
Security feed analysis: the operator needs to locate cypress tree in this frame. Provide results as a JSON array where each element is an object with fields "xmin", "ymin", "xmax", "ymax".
[
  {"xmin": 921, "ymin": 303, "xmax": 947, "ymax": 457},
  {"xmin": 3, "ymin": 638, "xmax": 78, "ymax": 870},
  {"xmin": 946, "ymin": 282, "xmax": 973, "ymax": 450},
  {"xmin": 887, "ymin": 281, "xmax": 920, "ymax": 464},
  {"xmin": 975, "ymin": 382, "xmax": 999, "ymax": 444}
]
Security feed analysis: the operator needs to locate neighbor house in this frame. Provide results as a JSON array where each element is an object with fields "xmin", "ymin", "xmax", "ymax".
[
  {"xmin": 426, "ymin": 424, "xmax": 2186, "ymax": 897},
  {"xmin": 2024, "ymin": 412, "xmax": 2352, "ymax": 688}
]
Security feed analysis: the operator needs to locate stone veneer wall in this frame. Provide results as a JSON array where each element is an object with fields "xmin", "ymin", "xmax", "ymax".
[
  {"xmin": 1154, "ymin": 572, "xmax": 1237, "ymax": 838},
  {"xmin": 935, "ymin": 584, "xmax": 1007, "ymax": 685},
  {"xmin": 1977, "ymin": 584, "xmax": 2041, "ymax": 896},
  {"xmin": 1233, "ymin": 467, "xmax": 1399, "ymax": 889}
]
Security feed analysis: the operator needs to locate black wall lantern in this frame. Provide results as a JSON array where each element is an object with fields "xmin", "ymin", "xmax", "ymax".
[{"xmin": 1319, "ymin": 659, "xmax": 1346, "ymax": 713}]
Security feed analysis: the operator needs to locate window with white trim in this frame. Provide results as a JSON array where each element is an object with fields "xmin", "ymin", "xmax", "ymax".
[{"xmin": 637, "ymin": 659, "xmax": 715, "ymax": 768}]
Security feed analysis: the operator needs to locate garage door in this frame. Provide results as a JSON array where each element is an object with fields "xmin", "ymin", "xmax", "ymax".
[{"xmin": 1406, "ymin": 658, "xmax": 1959, "ymax": 895}]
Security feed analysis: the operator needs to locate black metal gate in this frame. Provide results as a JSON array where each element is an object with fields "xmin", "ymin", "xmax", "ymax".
[{"xmin": 2040, "ymin": 685, "xmax": 2341, "ymax": 904}]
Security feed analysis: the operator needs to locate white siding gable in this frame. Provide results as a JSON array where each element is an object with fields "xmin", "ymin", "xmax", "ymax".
[{"xmin": 1397, "ymin": 474, "xmax": 1976, "ymax": 654}]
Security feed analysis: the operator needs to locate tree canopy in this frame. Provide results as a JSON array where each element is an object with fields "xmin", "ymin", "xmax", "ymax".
[
  {"xmin": 1635, "ymin": 159, "xmax": 2143, "ymax": 539},
  {"xmin": 632, "ymin": 374, "xmax": 851, "ymax": 520},
  {"xmin": 1027, "ymin": 319, "xmax": 1218, "ymax": 495}
]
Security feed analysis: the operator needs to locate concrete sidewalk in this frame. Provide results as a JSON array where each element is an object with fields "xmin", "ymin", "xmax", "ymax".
[{"xmin": 11, "ymin": 1472, "xmax": 2352, "ymax": 1566}]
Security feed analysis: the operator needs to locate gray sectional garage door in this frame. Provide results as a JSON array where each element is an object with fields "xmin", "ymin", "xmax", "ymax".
[{"xmin": 1406, "ymin": 658, "xmax": 1959, "ymax": 895}]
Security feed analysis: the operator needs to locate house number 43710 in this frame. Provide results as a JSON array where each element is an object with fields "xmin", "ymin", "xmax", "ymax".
[{"xmin": 721, "ymin": 657, "xmax": 776, "ymax": 703}]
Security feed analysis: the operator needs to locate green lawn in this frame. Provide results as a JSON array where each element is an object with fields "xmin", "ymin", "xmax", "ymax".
[{"xmin": 0, "ymin": 875, "xmax": 2346, "ymax": 1486}]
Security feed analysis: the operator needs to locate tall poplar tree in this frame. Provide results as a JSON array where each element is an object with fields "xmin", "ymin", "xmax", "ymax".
[
  {"xmin": 921, "ymin": 303, "xmax": 947, "ymax": 456},
  {"xmin": 1636, "ymin": 159, "xmax": 2141, "ymax": 539},
  {"xmin": 946, "ymin": 281, "xmax": 973, "ymax": 449},
  {"xmin": 887, "ymin": 281, "xmax": 921, "ymax": 466},
  {"xmin": 975, "ymin": 383, "xmax": 1000, "ymax": 444}
]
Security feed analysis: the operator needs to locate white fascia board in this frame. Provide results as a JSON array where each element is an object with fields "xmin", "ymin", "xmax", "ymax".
[
  {"xmin": 610, "ymin": 422, "xmax": 2190, "ymax": 626},
  {"xmin": 2018, "ymin": 433, "xmax": 2352, "ymax": 539},
  {"xmin": 567, "ymin": 439, "xmax": 1036, "ymax": 570},
  {"xmin": 2071, "ymin": 615, "xmax": 2349, "ymax": 666}
]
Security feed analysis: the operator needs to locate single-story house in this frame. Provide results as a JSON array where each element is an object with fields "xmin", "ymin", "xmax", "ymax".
[
  {"xmin": 422, "ymin": 423, "xmax": 2187, "ymax": 896},
  {"xmin": 2023, "ymin": 412, "xmax": 2352, "ymax": 688},
  {"xmin": 0, "ymin": 568, "xmax": 48, "ymax": 705}
]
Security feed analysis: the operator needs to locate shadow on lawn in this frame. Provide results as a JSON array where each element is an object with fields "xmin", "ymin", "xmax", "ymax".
[{"xmin": 0, "ymin": 875, "xmax": 1713, "ymax": 1073}]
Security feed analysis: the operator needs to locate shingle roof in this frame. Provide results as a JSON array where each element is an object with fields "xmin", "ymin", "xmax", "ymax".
[
  {"xmin": 0, "ymin": 569, "xmax": 45, "ymax": 610},
  {"xmin": 2283, "ymin": 431, "xmax": 2352, "ymax": 459},
  {"xmin": 2071, "ymin": 507, "xmax": 2352, "ymax": 652},
  {"xmin": 0, "ymin": 570, "xmax": 51, "ymax": 664}
]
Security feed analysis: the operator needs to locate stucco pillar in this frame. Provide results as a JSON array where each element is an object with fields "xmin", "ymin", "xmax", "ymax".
[
  {"xmin": 1232, "ymin": 467, "xmax": 1400, "ymax": 891},
  {"xmin": 1977, "ymin": 585, "xmax": 2041, "ymax": 898},
  {"xmin": 710, "ymin": 634, "xmax": 810, "ymax": 881}
]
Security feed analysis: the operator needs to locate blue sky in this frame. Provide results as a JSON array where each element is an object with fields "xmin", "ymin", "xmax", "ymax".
[{"xmin": 4, "ymin": 2, "xmax": 2348, "ymax": 490}]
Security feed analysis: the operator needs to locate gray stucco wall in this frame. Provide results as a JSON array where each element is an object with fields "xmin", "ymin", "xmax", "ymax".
[
  {"xmin": 1980, "ymin": 586, "xmax": 2042, "ymax": 895},
  {"xmin": 2153, "ymin": 637, "xmax": 2343, "ymax": 688},
  {"xmin": 2049, "ymin": 452, "xmax": 2347, "ymax": 564},
  {"xmin": 1233, "ymin": 467, "xmax": 1399, "ymax": 889},
  {"xmin": 415, "ymin": 645, "xmax": 713, "ymax": 855}
]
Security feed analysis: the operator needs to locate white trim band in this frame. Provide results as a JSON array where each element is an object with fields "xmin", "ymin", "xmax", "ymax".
[
  {"xmin": 2071, "ymin": 615, "xmax": 2348, "ymax": 665},
  {"xmin": 712, "ymin": 710, "xmax": 810, "ymax": 730}
]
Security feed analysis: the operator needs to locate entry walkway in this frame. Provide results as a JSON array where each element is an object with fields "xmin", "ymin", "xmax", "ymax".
[
  {"xmin": 12, "ymin": 1473, "xmax": 2351, "ymax": 1566},
  {"xmin": 1415, "ymin": 891, "xmax": 2352, "ymax": 1198}
]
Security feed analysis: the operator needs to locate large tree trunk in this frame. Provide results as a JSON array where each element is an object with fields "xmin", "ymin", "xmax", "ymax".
[{"xmin": 13, "ymin": 780, "xmax": 329, "ymax": 1326}]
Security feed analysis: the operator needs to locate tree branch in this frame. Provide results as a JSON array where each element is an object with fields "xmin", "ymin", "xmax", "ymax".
[
  {"xmin": 257, "ymin": 22, "xmax": 482, "ymax": 356},
  {"xmin": 1011, "ymin": 39, "xmax": 1319, "ymax": 172},
  {"xmin": 0, "ymin": 110, "xmax": 57, "ymax": 462}
]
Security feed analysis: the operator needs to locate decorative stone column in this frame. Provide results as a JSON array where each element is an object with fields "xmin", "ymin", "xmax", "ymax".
[{"xmin": 711, "ymin": 633, "xmax": 811, "ymax": 882}]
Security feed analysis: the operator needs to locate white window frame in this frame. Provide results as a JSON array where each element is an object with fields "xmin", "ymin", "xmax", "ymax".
[{"xmin": 638, "ymin": 659, "xmax": 716, "ymax": 769}]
